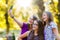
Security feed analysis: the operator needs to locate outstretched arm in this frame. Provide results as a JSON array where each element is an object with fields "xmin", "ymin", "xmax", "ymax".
[
  {"xmin": 8, "ymin": 10, "xmax": 23, "ymax": 27},
  {"xmin": 18, "ymin": 31, "xmax": 30, "ymax": 39},
  {"xmin": 52, "ymin": 28, "xmax": 60, "ymax": 40}
]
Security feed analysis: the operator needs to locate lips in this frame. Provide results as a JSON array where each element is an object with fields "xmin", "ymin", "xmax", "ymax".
[
  {"xmin": 42, "ymin": 18, "xmax": 45, "ymax": 20},
  {"xmin": 29, "ymin": 20, "xmax": 32, "ymax": 23}
]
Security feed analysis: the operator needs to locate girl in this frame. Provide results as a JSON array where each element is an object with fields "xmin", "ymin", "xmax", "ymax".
[
  {"xmin": 8, "ymin": 10, "xmax": 37, "ymax": 40},
  {"xmin": 42, "ymin": 11, "xmax": 60, "ymax": 40},
  {"xmin": 27, "ymin": 20, "xmax": 44, "ymax": 40}
]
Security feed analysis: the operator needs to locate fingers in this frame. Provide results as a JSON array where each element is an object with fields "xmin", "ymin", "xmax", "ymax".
[
  {"xmin": 18, "ymin": 36, "xmax": 22, "ymax": 40},
  {"xmin": 8, "ymin": 10, "xmax": 12, "ymax": 14},
  {"xmin": 8, "ymin": 10, "xmax": 14, "ymax": 18}
]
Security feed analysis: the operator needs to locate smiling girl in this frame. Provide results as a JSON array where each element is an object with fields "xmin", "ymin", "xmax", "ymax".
[{"xmin": 42, "ymin": 11, "xmax": 60, "ymax": 40}]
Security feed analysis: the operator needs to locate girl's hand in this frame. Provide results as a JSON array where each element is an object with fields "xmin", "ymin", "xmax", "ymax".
[
  {"xmin": 58, "ymin": 36, "xmax": 60, "ymax": 40},
  {"xmin": 52, "ymin": 28, "xmax": 60, "ymax": 40},
  {"xmin": 8, "ymin": 10, "xmax": 14, "ymax": 18}
]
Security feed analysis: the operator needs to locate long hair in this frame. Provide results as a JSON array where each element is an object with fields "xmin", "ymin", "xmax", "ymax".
[
  {"xmin": 27, "ymin": 16, "xmax": 38, "ymax": 30},
  {"xmin": 43, "ymin": 11, "xmax": 53, "ymax": 26},
  {"xmin": 37, "ymin": 20, "xmax": 44, "ymax": 40},
  {"xmin": 27, "ymin": 20, "xmax": 44, "ymax": 40}
]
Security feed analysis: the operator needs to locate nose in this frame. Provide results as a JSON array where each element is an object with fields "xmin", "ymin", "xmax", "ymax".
[{"xmin": 33, "ymin": 24, "xmax": 35, "ymax": 27}]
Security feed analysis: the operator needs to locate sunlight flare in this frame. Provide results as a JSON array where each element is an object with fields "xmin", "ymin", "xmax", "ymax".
[{"xmin": 15, "ymin": 0, "xmax": 32, "ymax": 8}]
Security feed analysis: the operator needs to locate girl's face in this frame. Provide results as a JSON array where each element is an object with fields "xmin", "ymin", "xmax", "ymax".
[
  {"xmin": 28, "ymin": 17, "xmax": 34, "ymax": 24},
  {"xmin": 42, "ymin": 13, "xmax": 48, "ymax": 22},
  {"xmin": 33, "ymin": 20, "xmax": 38, "ymax": 31}
]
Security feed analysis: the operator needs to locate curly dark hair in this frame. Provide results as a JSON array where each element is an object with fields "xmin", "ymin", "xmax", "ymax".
[
  {"xmin": 27, "ymin": 20, "xmax": 44, "ymax": 40},
  {"xmin": 27, "ymin": 16, "xmax": 38, "ymax": 30}
]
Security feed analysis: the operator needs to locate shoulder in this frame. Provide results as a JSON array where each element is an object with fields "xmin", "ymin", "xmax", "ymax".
[
  {"xmin": 50, "ymin": 21, "xmax": 57, "ymax": 26},
  {"xmin": 50, "ymin": 21, "xmax": 57, "ymax": 28},
  {"xmin": 23, "ymin": 22, "xmax": 27, "ymax": 25},
  {"xmin": 22, "ymin": 22, "xmax": 28, "ymax": 28},
  {"xmin": 26, "ymin": 31, "xmax": 31, "ymax": 36}
]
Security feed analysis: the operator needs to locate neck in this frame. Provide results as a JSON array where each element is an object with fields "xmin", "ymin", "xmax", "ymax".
[
  {"xmin": 29, "ymin": 24, "xmax": 32, "ymax": 31},
  {"xmin": 34, "ymin": 30, "xmax": 38, "ymax": 36},
  {"xmin": 46, "ymin": 20, "xmax": 48, "ymax": 25}
]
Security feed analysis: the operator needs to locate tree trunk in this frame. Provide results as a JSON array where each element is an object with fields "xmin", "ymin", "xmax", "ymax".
[
  {"xmin": 57, "ymin": 0, "xmax": 60, "ymax": 12},
  {"xmin": 5, "ymin": 0, "xmax": 10, "ymax": 39},
  {"xmin": 57, "ymin": 0, "xmax": 60, "ymax": 33},
  {"xmin": 34, "ymin": 0, "xmax": 45, "ymax": 40},
  {"xmin": 35, "ymin": 0, "xmax": 45, "ymax": 19}
]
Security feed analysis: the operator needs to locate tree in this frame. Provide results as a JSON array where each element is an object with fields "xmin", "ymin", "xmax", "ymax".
[
  {"xmin": 5, "ymin": 0, "xmax": 10, "ymax": 34},
  {"xmin": 57, "ymin": 0, "xmax": 60, "ymax": 32},
  {"xmin": 57, "ymin": 0, "xmax": 60, "ymax": 12},
  {"xmin": 34, "ymin": 0, "xmax": 45, "ymax": 19},
  {"xmin": 50, "ymin": 0, "xmax": 60, "ymax": 32}
]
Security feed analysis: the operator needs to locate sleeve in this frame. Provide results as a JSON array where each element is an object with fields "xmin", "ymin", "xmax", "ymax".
[
  {"xmin": 50, "ymin": 22, "xmax": 57, "ymax": 29},
  {"xmin": 22, "ymin": 23, "xmax": 27, "ymax": 28},
  {"xmin": 27, "ymin": 31, "xmax": 30, "ymax": 36}
]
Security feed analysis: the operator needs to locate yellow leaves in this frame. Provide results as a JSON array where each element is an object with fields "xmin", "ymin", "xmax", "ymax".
[
  {"xmin": 0, "ymin": 11, "xmax": 5, "ymax": 16},
  {"xmin": 32, "ymin": 5, "xmax": 39, "ymax": 13},
  {"xmin": 0, "ymin": 19, "xmax": 6, "ymax": 29},
  {"xmin": 0, "ymin": 0, "xmax": 5, "ymax": 3},
  {"xmin": 0, "ymin": 8, "xmax": 6, "ymax": 30},
  {"xmin": 53, "ymin": 0, "xmax": 58, "ymax": 9},
  {"xmin": 0, "ymin": 0, "xmax": 7, "ymax": 9},
  {"xmin": 53, "ymin": 0, "xmax": 58, "ymax": 3},
  {"xmin": 54, "ymin": 16, "xmax": 58, "ymax": 23},
  {"xmin": 8, "ymin": 0, "xmax": 15, "ymax": 7}
]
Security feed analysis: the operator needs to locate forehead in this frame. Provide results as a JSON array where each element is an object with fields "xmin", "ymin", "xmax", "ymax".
[
  {"xmin": 29, "ymin": 16, "xmax": 33, "ymax": 19},
  {"xmin": 34, "ymin": 20, "xmax": 38, "ymax": 24},
  {"xmin": 42, "ymin": 12, "xmax": 47, "ymax": 16},
  {"xmin": 43, "ymin": 12, "xmax": 46, "ymax": 15}
]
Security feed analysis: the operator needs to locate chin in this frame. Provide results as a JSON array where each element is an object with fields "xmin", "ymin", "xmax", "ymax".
[
  {"xmin": 32, "ymin": 28, "xmax": 35, "ymax": 30},
  {"xmin": 43, "ymin": 20, "xmax": 46, "ymax": 22}
]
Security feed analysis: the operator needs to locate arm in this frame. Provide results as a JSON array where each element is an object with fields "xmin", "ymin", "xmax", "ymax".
[
  {"xmin": 19, "ymin": 31, "xmax": 30, "ymax": 38},
  {"xmin": 8, "ymin": 10, "xmax": 23, "ymax": 27},
  {"xmin": 13, "ymin": 17, "xmax": 23, "ymax": 27},
  {"xmin": 52, "ymin": 28, "xmax": 60, "ymax": 40}
]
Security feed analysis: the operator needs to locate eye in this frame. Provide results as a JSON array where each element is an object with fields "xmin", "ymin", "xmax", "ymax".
[
  {"xmin": 43, "ymin": 14, "xmax": 46, "ymax": 16},
  {"xmin": 33, "ymin": 24, "xmax": 38, "ymax": 26}
]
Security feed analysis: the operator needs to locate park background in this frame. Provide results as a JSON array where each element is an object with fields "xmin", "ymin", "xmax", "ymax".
[{"xmin": 0, "ymin": 0, "xmax": 60, "ymax": 40}]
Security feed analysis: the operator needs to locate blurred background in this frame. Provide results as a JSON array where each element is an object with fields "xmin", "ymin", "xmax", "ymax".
[{"xmin": 0, "ymin": 0, "xmax": 60, "ymax": 40}]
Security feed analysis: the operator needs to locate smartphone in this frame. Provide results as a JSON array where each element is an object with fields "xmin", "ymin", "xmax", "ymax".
[
  {"xmin": 9, "ymin": 5, "xmax": 13, "ymax": 13},
  {"xmin": 10, "ymin": 5, "xmax": 13, "ymax": 10}
]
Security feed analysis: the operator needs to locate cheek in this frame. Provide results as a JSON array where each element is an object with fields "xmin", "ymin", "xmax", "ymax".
[
  {"xmin": 42, "ymin": 15, "xmax": 48, "ymax": 21},
  {"xmin": 29, "ymin": 20, "xmax": 33, "ymax": 23},
  {"xmin": 31, "ymin": 20, "xmax": 33, "ymax": 23},
  {"xmin": 33, "ymin": 26, "xmax": 38, "ymax": 30},
  {"xmin": 35, "ymin": 26, "xmax": 38, "ymax": 30},
  {"xmin": 43, "ymin": 15, "xmax": 47, "ymax": 19},
  {"xmin": 45, "ymin": 16, "xmax": 48, "ymax": 20}
]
